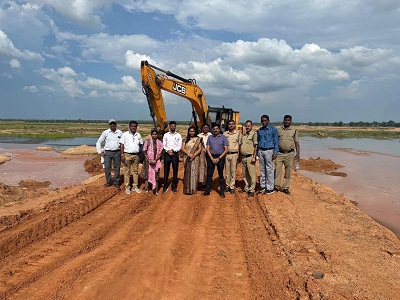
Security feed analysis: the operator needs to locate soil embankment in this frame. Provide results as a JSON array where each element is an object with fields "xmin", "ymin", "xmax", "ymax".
[{"xmin": 0, "ymin": 156, "xmax": 399, "ymax": 299}]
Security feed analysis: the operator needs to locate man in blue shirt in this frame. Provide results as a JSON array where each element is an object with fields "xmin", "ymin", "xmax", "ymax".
[
  {"xmin": 204, "ymin": 123, "xmax": 229, "ymax": 198},
  {"xmin": 257, "ymin": 115, "xmax": 279, "ymax": 194}
]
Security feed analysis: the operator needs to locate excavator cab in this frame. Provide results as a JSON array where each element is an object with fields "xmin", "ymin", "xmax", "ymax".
[{"xmin": 207, "ymin": 106, "xmax": 242, "ymax": 133}]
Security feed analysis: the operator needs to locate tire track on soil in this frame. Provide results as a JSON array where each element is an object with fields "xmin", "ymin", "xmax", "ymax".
[
  {"xmin": 0, "ymin": 184, "xmax": 162, "ymax": 299},
  {"xmin": 235, "ymin": 191, "xmax": 310, "ymax": 299}
]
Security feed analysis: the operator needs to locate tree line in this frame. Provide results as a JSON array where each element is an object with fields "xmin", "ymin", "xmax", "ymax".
[
  {"xmin": 294, "ymin": 120, "xmax": 399, "ymax": 127},
  {"xmin": 1, "ymin": 119, "xmax": 399, "ymax": 127}
]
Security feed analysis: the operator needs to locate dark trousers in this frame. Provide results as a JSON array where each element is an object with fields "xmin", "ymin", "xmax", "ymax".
[
  {"xmin": 206, "ymin": 155, "xmax": 225, "ymax": 193},
  {"xmin": 164, "ymin": 152, "xmax": 179, "ymax": 190},
  {"xmin": 104, "ymin": 150, "xmax": 121, "ymax": 185}
]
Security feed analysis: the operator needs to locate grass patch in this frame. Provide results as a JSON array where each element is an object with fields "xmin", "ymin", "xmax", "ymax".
[
  {"xmin": 0, "ymin": 120, "xmax": 190, "ymax": 139},
  {"xmin": 1, "ymin": 120, "xmax": 399, "ymax": 140}
]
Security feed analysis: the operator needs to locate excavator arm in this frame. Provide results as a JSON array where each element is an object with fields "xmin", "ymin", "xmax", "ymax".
[
  {"xmin": 141, "ymin": 60, "xmax": 241, "ymax": 133},
  {"xmin": 141, "ymin": 60, "xmax": 208, "ymax": 133}
]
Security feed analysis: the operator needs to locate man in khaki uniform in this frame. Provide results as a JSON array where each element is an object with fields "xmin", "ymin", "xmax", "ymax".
[
  {"xmin": 274, "ymin": 115, "xmax": 300, "ymax": 195},
  {"xmin": 239, "ymin": 120, "xmax": 258, "ymax": 197},
  {"xmin": 223, "ymin": 120, "xmax": 242, "ymax": 194}
]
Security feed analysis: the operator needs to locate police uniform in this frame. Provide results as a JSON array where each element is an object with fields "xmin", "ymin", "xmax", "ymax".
[
  {"xmin": 239, "ymin": 129, "xmax": 258, "ymax": 193},
  {"xmin": 274, "ymin": 126, "xmax": 299, "ymax": 191},
  {"xmin": 223, "ymin": 130, "xmax": 242, "ymax": 191}
]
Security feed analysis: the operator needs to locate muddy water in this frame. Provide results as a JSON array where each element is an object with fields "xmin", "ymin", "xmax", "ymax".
[
  {"xmin": 0, "ymin": 143, "xmax": 92, "ymax": 189},
  {"xmin": 299, "ymin": 137, "xmax": 400, "ymax": 234}
]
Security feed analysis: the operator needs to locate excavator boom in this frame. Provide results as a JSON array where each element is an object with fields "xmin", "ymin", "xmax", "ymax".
[{"xmin": 141, "ymin": 60, "xmax": 241, "ymax": 133}]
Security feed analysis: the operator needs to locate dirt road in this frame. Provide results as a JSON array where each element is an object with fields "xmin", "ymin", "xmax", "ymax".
[{"xmin": 1, "ymin": 165, "xmax": 399, "ymax": 299}]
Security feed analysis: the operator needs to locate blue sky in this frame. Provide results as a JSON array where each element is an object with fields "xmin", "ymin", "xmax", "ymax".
[{"xmin": 1, "ymin": 0, "xmax": 399, "ymax": 123}]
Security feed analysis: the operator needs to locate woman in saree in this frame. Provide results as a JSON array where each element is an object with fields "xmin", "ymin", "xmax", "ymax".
[
  {"xmin": 141, "ymin": 129, "xmax": 163, "ymax": 195},
  {"xmin": 182, "ymin": 126, "xmax": 203, "ymax": 195}
]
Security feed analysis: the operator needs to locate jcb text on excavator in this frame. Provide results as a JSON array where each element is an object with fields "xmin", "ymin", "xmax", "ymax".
[{"xmin": 141, "ymin": 60, "xmax": 241, "ymax": 134}]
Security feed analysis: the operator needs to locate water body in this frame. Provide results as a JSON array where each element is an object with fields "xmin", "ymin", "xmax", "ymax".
[
  {"xmin": 299, "ymin": 137, "xmax": 400, "ymax": 234},
  {"xmin": 0, "ymin": 137, "xmax": 98, "ymax": 150}
]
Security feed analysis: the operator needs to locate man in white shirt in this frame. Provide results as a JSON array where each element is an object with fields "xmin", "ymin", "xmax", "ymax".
[
  {"xmin": 198, "ymin": 124, "xmax": 211, "ymax": 186},
  {"xmin": 162, "ymin": 121, "xmax": 182, "ymax": 193},
  {"xmin": 96, "ymin": 119, "xmax": 123, "ymax": 189},
  {"xmin": 120, "ymin": 121, "xmax": 143, "ymax": 194}
]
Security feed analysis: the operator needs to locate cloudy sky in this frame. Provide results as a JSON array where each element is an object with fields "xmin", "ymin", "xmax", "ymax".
[{"xmin": 1, "ymin": 0, "xmax": 399, "ymax": 123}]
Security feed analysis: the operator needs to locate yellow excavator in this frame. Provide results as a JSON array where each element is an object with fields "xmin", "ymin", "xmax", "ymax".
[{"xmin": 140, "ymin": 60, "xmax": 241, "ymax": 134}]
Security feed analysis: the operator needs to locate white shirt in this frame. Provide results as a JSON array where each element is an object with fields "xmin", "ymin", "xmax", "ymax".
[
  {"xmin": 96, "ymin": 129, "xmax": 123, "ymax": 153},
  {"xmin": 120, "ymin": 131, "xmax": 143, "ymax": 153},
  {"xmin": 163, "ymin": 131, "xmax": 182, "ymax": 152},
  {"xmin": 198, "ymin": 132, "xmax": 211, "ymax": 147}
]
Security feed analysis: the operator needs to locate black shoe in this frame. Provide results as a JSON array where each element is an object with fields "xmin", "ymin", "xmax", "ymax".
[
  {"xmin": 104, "ymin": 182, "xmax": 112, "ymax": 187},
  {"xmin": 172, "ymin": 188, "xmax": 177, "ymax": 194},
  {"xmin": 248, "ymin": 192, "xmax": 254, "ymax": 197},
  {"xmin": 282, "ymin": 189, "xmax": 291, "ymax": 195},
  {"xmin": 229, "ymin": 188, "xmax": 235, "ymax": 194},
  {"xmin": 113, "ymin": 184, "xmax": 121, "ymax": 191},
  {"xmin": 274, "ymin": 186, "xmax": 280, "ymax": 192},
  {"xmin": 220, "ymin": 192, "xmax": 225, "ymax": 199},
  {"xmin": 163, "ymin": 188, "xmax": 168, "ymax": 194},
  {"xmin": 258, "ymin": 187, "xmax": 266, "ymax": 194},
  {"xmin": 238, "ymin": 189, "xmax": 247, "ymax": 193},
  {"xmin": 203, "ymin": 191, "xmax": 210, "ymax": 196},
  {"xmin": 224, "ymin": 186, "xmax": 230, "ymax": 192},
  {"xmin": 264, "ymin": 189, "xmax": 276, "ymax": 195}
]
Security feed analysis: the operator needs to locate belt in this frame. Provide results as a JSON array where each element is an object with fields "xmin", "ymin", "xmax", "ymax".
[
  {"xmin": 211, "ymin": 154, "xmax": 223, "ymax": 157},
  {"xmin": 259, "ymin": 147, "xmax": 274, "ymax": 151},
  {"xmin": 279, "ymin": 149, "xmax": 294, "ymax": 154},
  {"xmin": 164, "ymin": 151, "xmax": 179, "ymax": 154},
  {"xmin": 227, "ymin": 151, "xmax": 238, "ymax": 154},
  {"xmin": 242, "ymin": 154, "xmax": 253, "ymax": 158},
  {"xmin": 105, "ymin": 149, "xmax": 120, "ymax": 152},
  {"xmin": 125, "ymin": 152, "xmax": 139, "ymax": 155}
]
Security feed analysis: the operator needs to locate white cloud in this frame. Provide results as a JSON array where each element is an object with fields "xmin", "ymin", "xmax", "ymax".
[
  {"xmin": 28, "ymin": 0, "xmax": 114, "ymax": 28},
  {"xmin": 0, "ymin": 1, "xmax": 53, "ymax": 51},
  {"xmin": 125, "ymin": 50, "xmax": 155, "ymax": 70},
  {"xmin": 331, "ymin": 80, "xmax": 363, "ymax": 99},
  {"xmin": 88, "ymin": 90, "xmax": 99, "ymax": 97},
  {"xmin": 57, "ymin": 67, "xmax": 77, "ymax": 76},
  {"xmin": 9, "ymin": 59, "xmax": 21, "ymax": 69},
  {"xmin": 0, "ymin": 30, "xmax": 43, "ymax": 61},
  {"xmin": 323, "ymin": 69, "xmax": 350, "ymax": 80},
  {"xmin": 39, "ymin": 66, "xmax": 139, "ymax": 100},
  {"xmin": 39, "ymin": 67, "xmax": 84, "ymax": 98},
  {"xmin": 220, "ymin": 38, "xmax": 294, "ymax": 66},
  {"xmin": 23, "ymin": 85, "xmax": 38, "ymax": 93}
]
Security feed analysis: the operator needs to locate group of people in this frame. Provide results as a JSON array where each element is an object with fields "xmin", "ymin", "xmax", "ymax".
[{"xmin": 96, "ymin": 114, "xmax": 300, "ymax": 198}]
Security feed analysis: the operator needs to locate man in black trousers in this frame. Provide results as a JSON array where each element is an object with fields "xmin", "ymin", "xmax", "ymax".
[
  {"xmin": 204, "ymin": 123, "xmax": 229, "ymax": 198},
  {"xmin": 162, "ymin": 121, "xmax": 182, "ymax": 193}
]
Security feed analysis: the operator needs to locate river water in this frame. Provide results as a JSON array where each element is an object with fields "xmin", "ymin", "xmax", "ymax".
[
  {"xmin": 0, "ymin": 136, "xmax": 399, "ymax": 233},
  {"xmin": 299, "ymin": 137, "xmax": 400, "ymax": 234}
]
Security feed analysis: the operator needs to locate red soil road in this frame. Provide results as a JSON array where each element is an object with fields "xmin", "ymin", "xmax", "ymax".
[{"xmin": 0, "ymin": 165, "xmax": 400, "ymax": 299}]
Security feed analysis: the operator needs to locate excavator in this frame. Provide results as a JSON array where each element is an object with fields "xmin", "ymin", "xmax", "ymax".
[{"xmin": 140, "ymin": 60, "xmax": 241, "ymax": 134}]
